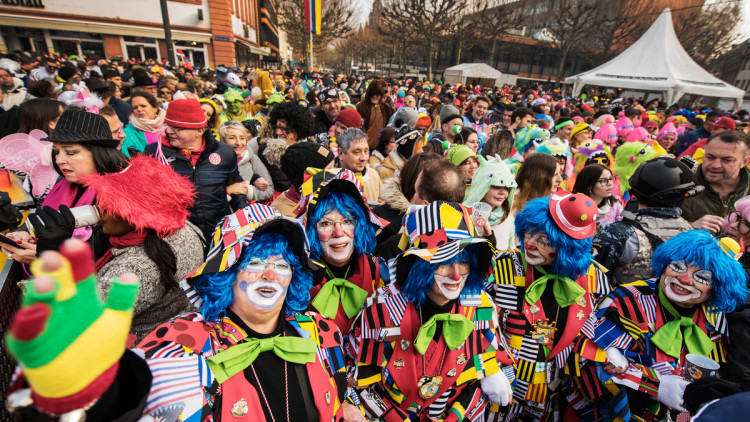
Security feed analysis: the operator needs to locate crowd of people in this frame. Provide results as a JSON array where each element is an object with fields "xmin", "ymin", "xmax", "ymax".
[{"xmin": 3, "ymin": 51, "xmax": 750, "ymax": 422}]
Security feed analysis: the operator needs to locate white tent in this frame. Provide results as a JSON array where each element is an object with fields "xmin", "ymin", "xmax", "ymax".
[
  {"xmin": 443, "ymin": 63, "xmax": 517, "ymax": 87},
  {"xmin": 564, "ymin": 8, "xmax": 744, "ymax": 108}
]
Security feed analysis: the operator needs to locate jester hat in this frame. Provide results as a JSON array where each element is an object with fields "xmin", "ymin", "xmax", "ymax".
[
  {"xmin": 615, "ymin": 116, "xmax": 635, "ymax": 138},
  {"xmin": 81, "ymin": 156, "xmax": 194, "ymax": 238},
  {"xmin": 626, "ymin": 126, "xmax": 651, "ymax": 143},
  {"xmin": 296, "ymin": 167, "xmax": 383, "ymax": 229},
  {"xmin": 185, "ymin": 204, "xmax": 321, "ymax": 280},
  {"xmin": 657, "ymin": 122, "xmax": 678, "ymax": 140},
  {"xmin": 393, "ymin": 201, "xmax": 495, "ymax": 283}
]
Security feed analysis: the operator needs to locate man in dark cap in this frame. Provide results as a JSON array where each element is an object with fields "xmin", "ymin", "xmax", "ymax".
[{"xmin": 312, "ymin": 87, "xmax": 341, "ymax": 135}]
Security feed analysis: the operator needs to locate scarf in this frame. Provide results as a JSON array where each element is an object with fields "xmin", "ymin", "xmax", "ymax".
[
  {"xmin": 42, "ymin": 179, "xmax": 98, "ymax": 241},
  {"xmin": 94, "ymin": 229, "xmax": 149, "ymax": 272},
  {"xmin": 650, "ymin": 285, "xmax": 714, "ymax": 359},
  {"xmin": 128, "ymin": 110, "xmax": 165, "ymax": 134}
]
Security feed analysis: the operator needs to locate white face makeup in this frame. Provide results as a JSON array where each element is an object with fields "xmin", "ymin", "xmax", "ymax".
[
  {"xmin": 661, "ymin": 261, "xmax": 713, "ymax": 307},
  {"xmin": 237, "ymin": 257, "xmax": 293, "ymax": 309},
  {"xmin": 523, "ymin": 232, "xmax": 557, "ymax": 266},
  {"xmin": 316, "ymin": 210, "xmax": 356, "ymax": 266},
  {"xmin": 433, "ymin": 273, "xmax": 467, "ymax": 301}
]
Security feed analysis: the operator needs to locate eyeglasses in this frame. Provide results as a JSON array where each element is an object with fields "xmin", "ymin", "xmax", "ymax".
[
  {"xmin": 112, "ymin": 124, "xmax": 124, "ymax": 136},
  {"xmin": 316, "ymin": 218, "xmax": 356, "ymax": 234},
  {"xmin": 523, "ymin": 232, "xmax": 552, "ymax": 249},
  {"xmin": 597, "ymin": 177, "xmax": 614, "ymax": 186},
  {"xmin": 667, "ymin": 261, "xmax": 712, "ymax": 286},
  {"xmin": 434, "ymin": 262, "xmax": 470, "ymax": 276},
  {"xmin": 733, "ymin": 211, "xmax": 750, "ymax": 235},
  {"xmin": 159, "ymin": 90, "xmax": 172, "ymax": 95},
  {"xmin": 274, "ymin": 125, "xmax": 291, "ymax": 134},
  {"xmin": 241, "ymin": 257, "xmax": 293, "ymax": 277}
]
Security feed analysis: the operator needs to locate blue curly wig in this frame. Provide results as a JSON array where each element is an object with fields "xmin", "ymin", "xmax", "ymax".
[
  {"xmin": 514, "ymin": 196, "xmax": 592, "ymax": 280},
  {"xmin": 306, "ymin": 190, "xmax": 377, "ymax": 260},
  {"xmin": 193, "ymin": 233, "xmax": 314, "ymax": 322},
  {"xmin": 651, "ymin": 230, "xmax": 748, "ymax": 313},
  {"xmin": 400, "ymin": 246, "xmax": 485, "ymax": 306}
]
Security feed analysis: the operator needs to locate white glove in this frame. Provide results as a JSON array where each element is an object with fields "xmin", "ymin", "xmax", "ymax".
[
  {"xmin": 606, "ymin": 347, "xmax": 629, "ymax": 372},
  {"xmin": 657, "ymin": 374, "xmax": 689, "ymax": 412},
  {"xmin": 480, "ymin": 370, "xmax": 513, "ymax": 406}
]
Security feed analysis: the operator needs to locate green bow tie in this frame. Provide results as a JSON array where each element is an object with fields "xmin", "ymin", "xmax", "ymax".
[
  {"xmin": 311, "ymin": 277, "xmax": 368, "ymax": 320},
  {"xmin": 524, "ymin": 266, "xmax": 586, "ymax": 308},
  {"xmin": 414, "ymin": 313, "xmax": 475, "ymax": 355},
  {"xmin": 650, "ymin": 286, "xmax": 714, "ymax": 359},
  {"xmin": 207, "ymin": 335, "xmax": 318, "ymax": 384}
]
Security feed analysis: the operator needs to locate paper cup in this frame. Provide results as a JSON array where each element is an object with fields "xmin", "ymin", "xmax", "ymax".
[
  {"xmin": 470, "ymin": 202, "xmax": 492, "ymax": 237},
  {"xmin": 684, "ymin": 354, "xmax": 720, "ymax": 381}
]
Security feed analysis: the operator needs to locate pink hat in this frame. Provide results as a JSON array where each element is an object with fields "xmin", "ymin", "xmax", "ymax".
[
  {"xmin": 615, "ymin": 117, "xmax": 635, "ymax": 137},
  {"xmin": 657, "ymin": 122, "xmax": 678, "ymax": 140},
  {"xmin": 572, "ymin": 116, "xmax": 585, "ymax": 124},
  {"xmin": 594, "ymin": 123, "xmax": 618, "ymax": 145},
  {"xmin": 723, "ymin": 195, "xmax": 750, "ymax": 235},
  {"xmin": 549, "ymin": 192, "xmax": 597, "ymax": 240},
  {"xmin": 626, "ymin": 126, "xmax": 651, "ymax": 143},
  {"xmin": 643, "ymin": 120, "xmax": 658, "ymax": 130}
]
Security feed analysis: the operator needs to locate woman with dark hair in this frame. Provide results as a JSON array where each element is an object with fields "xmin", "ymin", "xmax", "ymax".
[
  {"xmin": 260, "ymin": 102, "xmax": 316, "ymax": 193},
  {"xmin": 369, "ymin": 126, "xmax": 396, "ymax": 169},
  {"xmin": 512, "ymin": 152, "xmax": 563, "ymax": 214},
  {"xmin": 122, "ymin": 92, "xmax": 164, "ymax": 157},
  {"xmin": 18, "ymin": 98, "xmax": 64, "ymax": 135},
  {"xmin": 2, "ymin": 110, "xmax": 128, "ymax": 264},
  {"xmin": 457, "ymin": 125, "xmax": 480, "ymax": 153},
  {"xmin": 483, "ymin": 129, "xmax": 513, "ymax": 159},
  {"xmin": 572, "ymin": 163, "xmax": 622, "ymax": 230},
  {"xmin": 82, "ymin": 155, "xmax": 204, "ymax": 341},
  {"xmin": 356, "ymin": 79, "xmax": 393, "ymax": 149}
]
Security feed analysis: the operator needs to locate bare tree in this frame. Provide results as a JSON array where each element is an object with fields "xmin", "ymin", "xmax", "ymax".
[
  {"xmin": 534, "ymin": 0, "xmax": 614, "ymax": 84},
  {"xmin": 277, "ymin": 0, "xmax": 356, "ymax": 68},
  {"xmin": 381, "ymin": 0, "xmax": 468, "ymax": 79},
  {"xmin": 674, "ymin": 1, "xmax": 742, "ymax": 71}
]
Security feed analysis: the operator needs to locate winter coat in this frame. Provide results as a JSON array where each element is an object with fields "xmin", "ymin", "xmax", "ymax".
[
  {"xmin": 97, "ymin": 225, "xmax": 205, "ymax": 342},
  {"xmin": 258, "ymin": 138, "xmax": 292, "ymax": 193},
  {"xmin": 681, "ymin": 166, "xmax": 750, "ymax": 222},
  {"xmin": 144, "ymin": 130, "xmax": 247, "ymax": 240},
  {"xmin": 237, "ymin": 149, "xmax": 274, "ymax": 202},
  {"xmin": 375, "ymin": 149, "xmax": 405, "ymax": 181}
]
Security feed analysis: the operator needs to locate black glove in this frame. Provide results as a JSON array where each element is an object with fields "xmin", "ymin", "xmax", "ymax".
[
  {"xmin": 683, "ymin": 377, "xmax": 741, "ymax": 414},
  {"xmin": 28, "ymin": 205, "xmax": 75, "ymax": 253}
]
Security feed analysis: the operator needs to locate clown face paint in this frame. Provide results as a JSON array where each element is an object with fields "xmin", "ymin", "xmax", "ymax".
[
  {"xmin": 316, "ymin": 210, "xmax": 356, "ymax": 266},
  {"xmin": 428, "ymin": 262, "xmax": 470, "ymax": 304},
  {"xmin": 523, "ymin": 232, "xmax": 557, "ymax": 266},
  {"xmin": 236, "ymin": 256, "xmax": 293, "ymax": 309},
  {"xmin": 660, "ymin": 260, "xmax": 713, "ymax": 308}
]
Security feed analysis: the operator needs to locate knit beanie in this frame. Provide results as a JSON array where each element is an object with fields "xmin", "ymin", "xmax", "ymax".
[
  {"xmin": 335, "ymin": 108, "xmax": 362, "ymax": 129},
  {"xmin": 392, "ymin": 107, "xmax": 419, "ymax": 128},
  {"xmin": 281, "ymin": 142, "xmax": 334, "ymax": 188},
  {"xmin": 657, "ymin": 121, "xmax": 678, "ymax": 140},
  {"xmin": 447, "ymin": 144, "xmax": 477, "ymax": 166},
  {"xmin": 570, "ymin": 122, "xmax": 592, "ymax": 139},
  {"xmin": 440, "ymin": 104, "xmax": 462, "ymax": 124},
  {"xmin": 164, "ymin": 98, "xmax": 207, "ymax": 128},
  {"xmin": 416, "ymin": 113, "xmax": 432, "ymax": 128}
]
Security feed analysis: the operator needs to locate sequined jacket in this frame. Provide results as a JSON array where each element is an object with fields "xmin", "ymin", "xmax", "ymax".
[
  {"xmin": 135, "ymin": 312, "xmax": 346, "ymax": 422},
  {"xmin": 575, "ymin": 279, "xmax": 728, "ymax": 420},
  {"xmin": 486, "ymin": 250, "xmax": 610, "ymax": 421},
  {"xmin": 347, "ymin": 282, "xmax": 511, "ymax": 422}
]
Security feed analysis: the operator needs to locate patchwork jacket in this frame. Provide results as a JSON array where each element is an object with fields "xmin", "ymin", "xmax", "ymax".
[{"xmin": 347, "ymin": 282, "xmax": 512, "ymax": 421}]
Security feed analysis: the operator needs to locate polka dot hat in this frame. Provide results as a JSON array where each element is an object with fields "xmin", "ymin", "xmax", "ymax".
[{"xmin": 548, "ymin": 192, "xmax": 598, "ymax": 239}]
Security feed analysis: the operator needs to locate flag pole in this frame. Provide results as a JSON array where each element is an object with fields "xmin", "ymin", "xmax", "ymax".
[{"xmin": 310, "ymin": 32, "xmax": 314, "ymax": 68}]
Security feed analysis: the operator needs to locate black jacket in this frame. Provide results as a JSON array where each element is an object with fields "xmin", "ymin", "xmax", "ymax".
[
  {"xmin": 109, "ymin": 97, "xmax": 132, "ymax": 125},
  {"xmin": 312, "ymin": 111, "xmax": 335, "ymax": 136},
  {"xmin": 144, "ymin": 130, "xmax": 246, "ymax": 240}
]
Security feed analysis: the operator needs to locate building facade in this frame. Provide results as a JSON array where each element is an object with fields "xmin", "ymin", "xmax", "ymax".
[{"xmin": 0, "ymin": 0, "xmax": 279, "ymax": 68}]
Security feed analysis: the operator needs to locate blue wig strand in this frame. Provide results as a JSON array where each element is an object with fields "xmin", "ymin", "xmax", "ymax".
[
  {"xmin": 514, "ymin": 196, "xmax": 593, "ymax": 280},
  {"xmin": 400, "ymin": 246, "xmax": 485, "ymax": 306},
  {"xmin": 651, "ymin": 230, "xmax": 748, "ymax": 313},
  {"xmin": 193, "ymin": 233, "xmax": 313, "ymax": 322},
  {"xmin": 306, "ymin": 190, "xmax": 377, "ymax": 260}
]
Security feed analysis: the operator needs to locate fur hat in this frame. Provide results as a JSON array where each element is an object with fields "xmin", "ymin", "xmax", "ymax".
[{"xmin": 80, "ymin": 156, "xmax": 195, "ymax": 238}]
